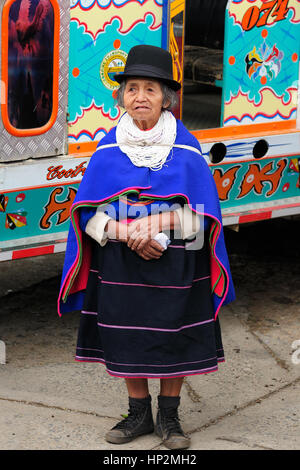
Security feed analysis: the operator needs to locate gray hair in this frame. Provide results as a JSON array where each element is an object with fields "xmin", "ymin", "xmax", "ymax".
[{"xmin": 115, "ymin": 80, "xmax": 178, "ymax": 111}]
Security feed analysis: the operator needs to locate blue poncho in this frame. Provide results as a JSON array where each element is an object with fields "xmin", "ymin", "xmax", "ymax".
[{"xmin": 58, "ymin": 119, "xmax": 235, "ymax": 317}]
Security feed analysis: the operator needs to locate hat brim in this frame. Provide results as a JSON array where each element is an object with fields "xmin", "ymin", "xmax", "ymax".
[{"xmin": 114, "ymin": 72, "xmax": 181, "ymax": 92}]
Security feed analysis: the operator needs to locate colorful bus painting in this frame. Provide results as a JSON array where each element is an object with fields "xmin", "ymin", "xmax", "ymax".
[{"xmin": 0, "ymin": 0, "xmax": 299, "ymax": 262}]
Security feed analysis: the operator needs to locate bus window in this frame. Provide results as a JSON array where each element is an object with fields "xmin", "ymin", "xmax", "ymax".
[{"xmin": 182, "ymin": 0, "xmax": 227, "ymax": 131}]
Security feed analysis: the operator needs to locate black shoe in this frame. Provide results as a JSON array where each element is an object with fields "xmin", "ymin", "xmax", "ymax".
[
  {"xmin": 105, "ymin": 395, "xmax": 154, "ymax": 444},
  {"xmin": 155, "ymin": 395, "xmax": 190, "ymax": 450}
]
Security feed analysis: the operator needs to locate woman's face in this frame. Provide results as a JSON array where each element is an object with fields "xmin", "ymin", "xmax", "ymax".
[{"xmin": 123, "ymin": 78, "xmax": 168, "ymax": 130}]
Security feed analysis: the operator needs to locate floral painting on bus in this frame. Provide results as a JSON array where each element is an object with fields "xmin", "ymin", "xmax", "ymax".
[{"xmin": 222, "ymin": 0, "xmax": 300, "ymax": 126}]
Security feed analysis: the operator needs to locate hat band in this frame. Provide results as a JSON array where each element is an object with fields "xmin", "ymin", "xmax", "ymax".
[{"xmin": 122, "ymin": 64, "xmax": 173, "ymax": 82}]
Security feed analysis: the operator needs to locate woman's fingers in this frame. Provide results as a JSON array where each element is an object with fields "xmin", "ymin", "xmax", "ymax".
[
  {"xmin": 128, "ymin": 214, "xmax": 160, "ymax": 240},
  {"xmin": 148, "ymin": 239, "xmax": 165, "ymax": 253},
  {"xmin": 136, "ymin": 239, "xmax": 165, "ymax": 260},
  {"xmin": 138, "ymin": 252, "xmax": 151, "ymax": 260},
  {"xmin": 144, "ymin": 243, "xmax": 164, "ymax": 258},
  {"xmin": 127, "ymin": 227, "xmax": 141, "ymax": 248},
  {"xmin": 127, "ymin": 227, "xmax": 152, "ymax": 251},
  {"xmin": 127, "ymin": 215, "xmax": 166, "ymax": 255},
  {"xmin": 130, "ymin": 234, "xmax": 150, "ymax": 252}
]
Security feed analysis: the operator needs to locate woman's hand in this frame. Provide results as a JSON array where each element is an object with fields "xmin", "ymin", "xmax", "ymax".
[
  {"xmin": 104, "ymin": 218, "xmax": 164, "ymax": 260},
  {"xmin": 127, "ymin": 212, "xmax": 180, "ymax": 252},
  {"xmin": 127, "ymin": 214, "xmax": 161, "ymax": 252},
  {"xmin": 136, "ymin": 239, "xmax": 165, "ymax": 260}
]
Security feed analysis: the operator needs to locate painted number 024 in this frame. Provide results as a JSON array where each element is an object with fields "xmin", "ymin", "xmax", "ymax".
[{"xmin": 241, "ymin": 0, "xmax": 290, "ymax": 31}]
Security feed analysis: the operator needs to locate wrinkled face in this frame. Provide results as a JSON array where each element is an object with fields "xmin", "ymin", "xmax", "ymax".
[{"xmin": 123, "ymin": 78, "xmax": 166, "ymax": 130}]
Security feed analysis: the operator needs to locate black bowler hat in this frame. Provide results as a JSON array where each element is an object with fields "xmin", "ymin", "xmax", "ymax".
[{"xmin": 114, "ymin": 44, "xmax": 181, "ymax": 91}]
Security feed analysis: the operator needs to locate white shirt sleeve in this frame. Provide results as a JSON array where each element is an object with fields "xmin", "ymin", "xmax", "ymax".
[
  {"xmin": 85, "ymin": 211, "xmax": 112, "ymax": 247},
  {"xmin": 174, "ymin": 206, "xmax": 200, "ymax": 240}
]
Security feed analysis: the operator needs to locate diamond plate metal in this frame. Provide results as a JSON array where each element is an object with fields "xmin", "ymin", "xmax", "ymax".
[{"xmin": 0, "ymin": 0, "xmax": 69, "ymax": 162}]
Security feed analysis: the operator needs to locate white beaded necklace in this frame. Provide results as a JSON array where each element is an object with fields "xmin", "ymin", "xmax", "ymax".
[{"xmin": 116, "ymin": 110, "xmax": 177, "ymax": 171}]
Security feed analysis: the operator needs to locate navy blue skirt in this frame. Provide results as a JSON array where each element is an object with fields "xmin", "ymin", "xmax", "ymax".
[{"xmin": 76, "ymin": 232, "xmax": 224, "ymax": 378}]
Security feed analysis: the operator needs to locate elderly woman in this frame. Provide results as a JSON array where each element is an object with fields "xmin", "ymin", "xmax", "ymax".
[{"xmin": 58, "ymin": 45, "xmax": 235, "ymax": 450}]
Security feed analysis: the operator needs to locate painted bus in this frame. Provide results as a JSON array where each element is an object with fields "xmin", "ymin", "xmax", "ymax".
[{"xmin": 0, "ymin": 0, "xmax": 299, "ymax": 262}]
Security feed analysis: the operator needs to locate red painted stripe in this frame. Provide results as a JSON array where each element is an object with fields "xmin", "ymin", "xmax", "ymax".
[
  {"xmin": 239, "ymin": 211, "xmax": 272, "ymax": 224},
  {"xmin": 12, "ymin": 245, "xmax": 55, "ymax": 260}
]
